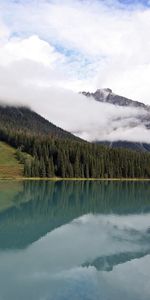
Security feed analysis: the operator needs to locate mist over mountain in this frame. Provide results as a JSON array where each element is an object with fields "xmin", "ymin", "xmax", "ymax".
[
  {"xmin": 1, "ymin": 87, "xmax": 150, "ymax": 151},
  {"xmin": 82, "ymin": 88, "xmax": 149, "ymax": 109},
  {"xmin": 81, "ymin": 88, "xmax": 150, "ymax": 151},
  {"xmin": 1, "ymin": 102, "xmax": 150, "ymax": 179}
]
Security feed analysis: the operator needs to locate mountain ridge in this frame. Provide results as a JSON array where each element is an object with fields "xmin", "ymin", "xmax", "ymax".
[
  {"xmin": 82, "ymin": 88, "xmax": 149, "ymax": 109},
  {"xmin": 81, "ymin": 88, "xmax": 150, "ymax": 152},
  {"xmin": 0, "ymin": 104, "xmax": 79, "ymax": 141},
  {"xmin": 0, "ymin": 103, "xmax": 150, "ymax": 178}
]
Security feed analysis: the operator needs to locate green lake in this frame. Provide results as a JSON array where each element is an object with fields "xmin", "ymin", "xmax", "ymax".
[{"xmin": 0, "ymin": 180, "xmax": 150, "ymax": 300}]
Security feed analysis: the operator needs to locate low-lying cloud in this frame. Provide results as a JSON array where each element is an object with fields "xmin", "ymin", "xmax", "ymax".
[{"xmin": 1, "ymin": 82, "xmax": 150, "ymax": 143}]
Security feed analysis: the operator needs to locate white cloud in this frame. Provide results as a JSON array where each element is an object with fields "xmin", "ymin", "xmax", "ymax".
[
  {"xmin": 0, "ymin": 21, "xmax": 9, "ymax": 42},
  {"xmin": 0, "ymin": 35, "xmax": 64, "ymax": 66},
  {"xmin": 1, "ymin": 0, "xmax": 150, "ymax": 97},
  {"xmin": 1, "ymin": 0, "xmax": 150, "ymax": 96},
  {"xmin": 0, "ymin": 0, "xmax": 150, "ymax": 143},
  {"xmin": 1, "ymin": 80, "xmax": 150, "ymax": 143},
  {"xmin": 0, "ymin": 34, "xmax": 79, "ymax": 90}
]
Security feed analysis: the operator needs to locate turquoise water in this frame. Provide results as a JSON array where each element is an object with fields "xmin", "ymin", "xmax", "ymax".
[{"xmin": 0, "ymin": 181, "xmax": 150, "ymax": 300}]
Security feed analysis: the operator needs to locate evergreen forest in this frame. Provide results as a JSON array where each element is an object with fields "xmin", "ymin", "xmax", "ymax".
[{"xmin": 0, "ymin": 105, "xmax": 150, "ymax": 178}]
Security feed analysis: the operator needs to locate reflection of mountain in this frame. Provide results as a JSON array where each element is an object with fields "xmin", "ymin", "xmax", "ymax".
[
  {"xmin": 0, "ymin": 180, "xmax": 150, "ymax": 249},
  {"xmin": 83, "ymin": 250, "xmax": 150, "ymax": 272}
]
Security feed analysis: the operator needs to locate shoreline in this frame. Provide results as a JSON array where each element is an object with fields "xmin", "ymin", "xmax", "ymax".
[{"xmin": 0, "ymin": 177, "xmax": 150, "ymax": 182}]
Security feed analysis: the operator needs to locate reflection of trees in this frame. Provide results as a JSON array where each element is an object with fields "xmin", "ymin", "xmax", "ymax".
[{"xmin": 0, "ymin": 181, "xmax": 150, "ymax": 249}]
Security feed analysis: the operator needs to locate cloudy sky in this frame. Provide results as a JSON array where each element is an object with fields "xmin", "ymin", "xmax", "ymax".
[{"xmin": 1, "ymin": 0, "xmax": 150, "ymax": 142}]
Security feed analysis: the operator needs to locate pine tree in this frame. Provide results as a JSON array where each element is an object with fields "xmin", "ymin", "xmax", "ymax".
[{"xmin": 40, "ymin": 159, "xmax": 46, "ymax": 178}]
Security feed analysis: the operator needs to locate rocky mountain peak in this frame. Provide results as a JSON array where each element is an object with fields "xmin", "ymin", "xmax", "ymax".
[
  {"xmin": 82, "ymin": 88, "xmax": 148, "ymax": 109},
  {"xmin": 97, "ymin": 88, "xmax": 112, "ymax": 94}
]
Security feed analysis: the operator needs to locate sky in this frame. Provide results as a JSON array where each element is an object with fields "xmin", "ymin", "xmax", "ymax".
[{"xmin": 0, "ymin": 0, "xmax": 150, "ymax": 142}]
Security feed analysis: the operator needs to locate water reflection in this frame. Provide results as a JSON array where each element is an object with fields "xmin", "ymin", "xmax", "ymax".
[
  {"xmin": 0, "ymin": 181, "xmax": 150, "ymax": 300},
  {"xmin": 0, "ymin": 180, "xmax": 150, "ymax": 249}
]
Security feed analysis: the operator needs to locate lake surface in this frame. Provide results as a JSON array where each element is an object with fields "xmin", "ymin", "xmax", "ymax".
[{"xmin": 0, "ymin": 180, "xmax": 150, "ymax": 300}]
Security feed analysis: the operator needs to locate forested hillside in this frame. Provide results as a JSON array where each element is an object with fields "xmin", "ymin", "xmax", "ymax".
[
  {"xmin": 0, "ymin": 105, "xmax": 150, "ymax": 178},
  {"xmin": 0, "ymin": 105, "xmax": 77, "ymax": 140}
]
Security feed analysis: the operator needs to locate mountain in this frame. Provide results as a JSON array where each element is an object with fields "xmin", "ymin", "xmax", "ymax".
[
  {"xmin": 82, "ymin": 88, "xmax": 149, "ymax": 109},
  {"xmin": 98, "ymin": 141, "xmax": 150, "ymax": 152},
  {"xmin": 0, "ymin": 103, "xmax": 150, "ymax": 179},
  {"xmin": 82, "ymin": 89, "xmax": 150, "ymax": 152},
  {"xmin": 0, "ymin": 105, "xmax": 78, "ymax": 178},
  {"xmin": 0, "ymin": 105, "xmax": 77, "ymax": 140}
]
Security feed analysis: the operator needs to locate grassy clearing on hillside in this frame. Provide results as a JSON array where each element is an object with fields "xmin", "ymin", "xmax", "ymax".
[{"xmin": 0, "ymin": 142, "xmax": 23, "ymax": 178}]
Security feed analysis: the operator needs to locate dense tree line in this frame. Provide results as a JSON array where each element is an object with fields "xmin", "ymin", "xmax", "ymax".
[
  {"xmin": 0, "ymin": 126, "xmax": 150, "ymax": 178},
  {"xmin": 24, "ymin": 140, "xmax": 150, "ymax": 178},
  {"xmin": 0, "ymin": 105, "xmax": 150, "ymax": 178}
]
